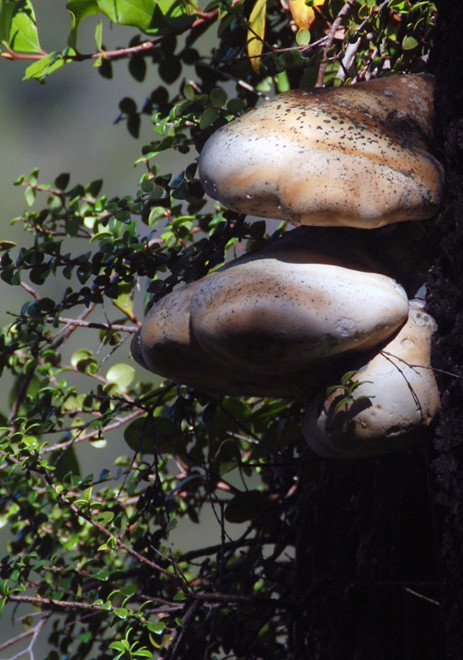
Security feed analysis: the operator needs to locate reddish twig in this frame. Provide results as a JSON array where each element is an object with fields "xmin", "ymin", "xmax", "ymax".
[{"xmin": 40, "ymin": 408, "xmax": 145, "ymax": 454}]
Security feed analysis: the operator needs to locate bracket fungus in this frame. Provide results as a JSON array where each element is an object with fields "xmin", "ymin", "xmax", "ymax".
[
  {"xmin": 198, "ymin": 74, "xmax": 443, "ymax": 229},
  {"xmin": 134, "ymin": 74, "xmax": 443, "ymax": 457},
  {"xmin": 132, "ymin": 228, "xmax": 409, "ymax": 399},
  {"xmin": 303, "ymin": 300, "xmax": 439, "ymax": 458}
]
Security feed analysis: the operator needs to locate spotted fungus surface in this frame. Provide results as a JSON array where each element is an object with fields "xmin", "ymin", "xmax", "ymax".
[{"xmin": 198, "ymin": 74, "xmax": 443, "ymax": 229}]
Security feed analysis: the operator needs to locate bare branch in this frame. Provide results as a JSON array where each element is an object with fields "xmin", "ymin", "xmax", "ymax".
[{"xmin": 316, "ymin": 0, "xmax": 357, "ymax": 87}]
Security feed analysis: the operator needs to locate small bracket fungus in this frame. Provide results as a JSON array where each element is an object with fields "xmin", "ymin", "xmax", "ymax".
[
  {"xmin": 303, "ymin": 300, "xmax": 439, "ymax": 459},
  {"xmin": 198, "ymin": 75, "xmax": 443, "ymax": 229},
  {"xmin": 132, "ymin": 228, "xmax": 409, "ymax": 399}
]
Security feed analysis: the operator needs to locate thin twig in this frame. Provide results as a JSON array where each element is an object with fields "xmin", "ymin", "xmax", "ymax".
[
  {"xmin": 49, "ymin": 303, "xmax": 96, "ymax": 348},
  {"xmin": 20, "ymin": 282, "xmax": 40, "ymax": 300},
  {"xmin": 163, "ymin": 600, "xmax": 202, "ymax": 660},
  {"xmin": 381, "ymin": 350, "xmax": 463, "ymax": 379},
  {"xmin": 0, "ymin": 612, "xmax": 50, "ymax": 659},
  {"xmin": 316, "ymin": 0, "xmax": 357, "ymax": 87},
  {"xmin": 7, "ymin": 594, "xmax": 105, "ymax": 613},
  {"xmin": 46, "ymin": 316, "xmax": 139, "ymax": 333},
  {"xmin": 404, "ymin": 587, "xmax": 440, "ymax": 607},
  {"xmin": 8, "ymin": 363, "xmax": 36, "ymax": 427},
  {"xmin": 40, "ymin": 408, "xmax": 145, "ymax": 454}
]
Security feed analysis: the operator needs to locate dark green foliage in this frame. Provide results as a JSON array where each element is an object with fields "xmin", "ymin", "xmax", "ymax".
[{"xmin": 0, "ymin": 1, "xmax": 440, "ymax": 658}]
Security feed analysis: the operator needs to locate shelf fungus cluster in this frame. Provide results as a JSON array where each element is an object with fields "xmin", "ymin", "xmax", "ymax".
[{"xmin": 132, "ymin": 74, "xmax": 443, "ymax": 459}]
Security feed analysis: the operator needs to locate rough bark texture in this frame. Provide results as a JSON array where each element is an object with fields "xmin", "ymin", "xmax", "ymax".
[
  {"xmin": 292, "ymin": 5, "xmax": 463, "ymax": 658},
  {"xmin": 427, "ymin": 1, "xmax": 463, "ymax": 657}
]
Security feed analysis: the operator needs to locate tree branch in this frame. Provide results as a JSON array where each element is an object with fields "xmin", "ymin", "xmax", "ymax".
[{"xmin": 316, "ymin": 0, "xmax": 357, "ymax": 87}]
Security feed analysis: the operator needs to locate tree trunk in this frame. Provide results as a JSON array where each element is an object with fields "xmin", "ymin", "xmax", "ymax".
[
  {"xmin": 427, "ymin": 1, "xmax": 463, "ymax": 657},
  {"xmin": 293, "ymin": 5, "xmax": 463, "ymax": 657}
]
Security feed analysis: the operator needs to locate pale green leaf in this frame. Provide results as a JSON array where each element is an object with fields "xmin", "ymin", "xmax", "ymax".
[
  {"xmin": 111, "ymin": 289, "xmax": 135, "ymax": 319},
  {"xmin": 23, "ymin": 51, "xmax": 70, "ymax": 82},
  {"xmin": 247, "ymin": 0, "xmax": 267, "ymax": 73},
  {"xmin": 66, "ymin": 0, "xmax": 99, "ymax": 48},
  {"xmin": 0, "ymin": 0, "xmax": 41, "ymax": 53},
  {"xmin": 106, "ymin": 363, "xmax": 135, "ymax": 390},
  {"xmin": 94, "ymin": 19, "xmax": 103, "ymax": 50},
  {"xmin": 296, "ymin": 28, "xmax": 311, "ymax": 46},
  {"xmin": 402, "ymin": 35, "xmax": 418, "ymax": 50}
]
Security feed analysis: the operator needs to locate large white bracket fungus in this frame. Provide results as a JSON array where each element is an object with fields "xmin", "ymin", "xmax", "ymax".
[
  {"xmin": 198, "ymin": 74, "xmax": 443, "ymax": 229},
  {"xmin": 303, "ymin": 300, "xmax": 439, "ymax": 458},
  {"xmin": 132, "ymin": 228, "xmax": 409, "ymax": 399}
]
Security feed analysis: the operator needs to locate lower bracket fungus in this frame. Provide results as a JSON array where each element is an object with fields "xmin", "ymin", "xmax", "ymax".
[
  {"xmin": 303, "ymin": 300, "xmax": 439, "ymax": 458},
  {"xmin": 132, "ymin": 228, "xmax": 409, "ymax": 399}
]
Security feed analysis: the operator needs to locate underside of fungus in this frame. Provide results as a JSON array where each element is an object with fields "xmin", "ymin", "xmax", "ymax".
[{"xmin": 133, "ymin": 74, "xmax": 443, "ymax": 458}]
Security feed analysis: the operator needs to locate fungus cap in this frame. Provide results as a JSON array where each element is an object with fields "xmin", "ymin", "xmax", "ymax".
[
  {"xmin": 132, "ymin": 228, "xmax": 409, "ymax": 398},
  {"xmin": 303, "ymin": 300, "xmax": 439, "ymax": 458},
  {"xmin": 198, "ymin": 75, "xmax": 443, "ymax": 229}
]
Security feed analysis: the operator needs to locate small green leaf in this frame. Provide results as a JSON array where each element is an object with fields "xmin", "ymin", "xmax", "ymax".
[
  {"xmin": 340, "ymin": 370, "xmax": 358, "ymax": 386},
  {"xmin": 334, "ymin": 396, "xmax": 353, "ymax": 413},
  {"xmin": 210, "ymin": 87, "xmax": 227, "ymax": 107},
  {"xmin": 106, "ymin": 363, "xmax": 135, "ymax": 390},
  {"xmin": 66, "ymin": 0, "xmax": 99, "ymax": 48},
  {"xmin": 54, "ymin": 172, "xmax": 70, "ymax": 190},
  {"xmin": 70, "ymin": 349, "xmax": 98, "ymax": 374},
  {"xmin": 94, "ymin": 19, "xmax": 103, "ymax": 50},
  {"xmin": 402, "ymin": 35, "xmax": 418, "ymax": 50},
  {"xmin": 296, "ymin": 28, "xmax": 311, "ymax": 46},
  {"xmin": 199, "ymin": 107, "xmax": 219, "ymax": 130},
  {"xmin": 23, "ymin": 51, "xmax": 68, "ymax": 82},
  {"xmin": 148, "ymin": 621, "xmax": 166, "ymax": 635},
  {"xmin": 95, "ymin": 511, "xmax": 114, "ymax": 525},
  {"xmin": 24, "ymin": 186, "xmax": 35, "ymax": 206},
  {"xmin": 109, "ymin": 641, "xmax": 128, "ymax": 652},
  {"xmin": 0, "ymin": 241, "xmax": 16, "ymax": 251}
]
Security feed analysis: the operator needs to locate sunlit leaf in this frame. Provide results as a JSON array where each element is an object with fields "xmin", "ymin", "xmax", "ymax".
[
  {"xmin": 111, "ymin": 289, "xmax": 135, "ymax": 319},
  {"xmin": 0, "ymin": 0, "xmax": 41, "ymax": 53},
  {"xmin": 97, "ymin": 0, "xmax": 157, "ymax": 29},
  {"xmin": 402, "ymin": 35, "xmax": 418, "ymax": 50},
  {"xmin": 288, "ymin": 0, "xmax": 325, "ymax": 30},
  {"xmin": 23, "ymin": 50, "xmax": 73, "ymax": 82},
  {"xmin": 247, "ymin": 0, "xmax": 267, "ymax": 74},
  {"xmin": 70, "ymin": 349, "xmax": 99, "ymax": 374},
  {"xmin": 105, "ymin": 363, "xmax": 135, "ymax": 390},
  {"xmin": 66, "ymin": 0, "xmax": 99, "ymax": 48}
]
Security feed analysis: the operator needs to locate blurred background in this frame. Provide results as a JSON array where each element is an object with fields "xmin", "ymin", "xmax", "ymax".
[{"xmin": 0, "ymin": 3, "xmax": 239, "ymax": 653}]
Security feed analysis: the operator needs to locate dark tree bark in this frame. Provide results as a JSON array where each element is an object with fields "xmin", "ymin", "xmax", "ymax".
[
  {"xmin": 291, "ymin": 5, "xmax": 463, "ymax": 658},
  {"xmin": 427, "ymin": 2, "xmax": 463, "ymax": 657}
]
